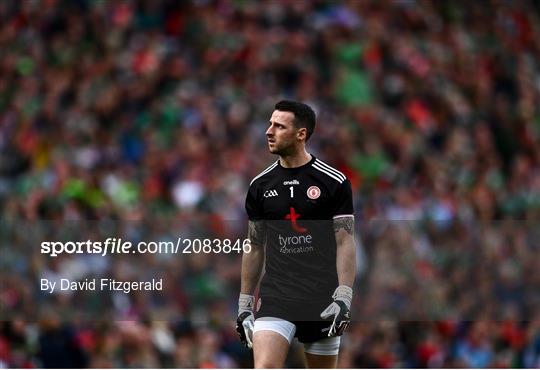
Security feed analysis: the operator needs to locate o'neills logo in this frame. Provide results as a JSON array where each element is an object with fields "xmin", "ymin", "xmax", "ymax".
[{"xmin": 283, "ymin": 180, "xmax": 300, "ymax": 185}]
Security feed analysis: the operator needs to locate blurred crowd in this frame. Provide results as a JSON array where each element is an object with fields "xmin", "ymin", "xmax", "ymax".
[{"xmin": 1, "ymin": 0, "xmax": 540, "ymax": 368}]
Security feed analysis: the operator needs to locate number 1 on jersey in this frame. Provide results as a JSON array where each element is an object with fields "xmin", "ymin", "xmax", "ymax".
[{"xmin": 289, "ymin": 186, "xmax": 294, "ymax": 198}]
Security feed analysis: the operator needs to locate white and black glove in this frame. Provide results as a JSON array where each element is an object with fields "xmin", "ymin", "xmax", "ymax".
[
  {"xmin": 320, "ymin": 285, "xmax": 352, "ymax": 337},
  {"xmin": 236, "ymin": 293, "xmax": 255, "ymax": 348}
]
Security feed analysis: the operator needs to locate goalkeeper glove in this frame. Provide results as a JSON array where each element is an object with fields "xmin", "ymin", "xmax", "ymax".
[
  {"xmin": 236, "ymin": 293, "xmax": 255, "ymax": 348},
  {"xmin": 320, "ymin": 285, "xmax": 352, "ymax": 337}
]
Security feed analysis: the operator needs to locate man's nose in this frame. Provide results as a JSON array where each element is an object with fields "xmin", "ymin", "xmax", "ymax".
[{"xmin": 266, "ymin": 125, "xmax": 274, "ymax": 136}]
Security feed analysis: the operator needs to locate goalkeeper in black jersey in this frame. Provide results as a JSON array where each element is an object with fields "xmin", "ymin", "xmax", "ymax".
[{"xmin": 236, "ymin": 100, "xmax": 356, "ymax": 368}]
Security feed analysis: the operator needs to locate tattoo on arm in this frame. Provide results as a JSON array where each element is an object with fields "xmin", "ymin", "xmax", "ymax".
[
  {"xmin": 248, "ymin": 220, "xmax": 266, "ymax": 246},
  {"xmin": 333, "ymin": 217, "xmax": 354, "ymax": 235}
]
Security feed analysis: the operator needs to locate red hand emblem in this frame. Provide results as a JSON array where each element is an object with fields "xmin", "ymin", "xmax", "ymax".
[{"xmin": 285, "ymin": 207, "xmax": 307, "ymax": 233}]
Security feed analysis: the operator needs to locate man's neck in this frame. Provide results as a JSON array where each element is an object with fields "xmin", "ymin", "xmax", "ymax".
[{"xmin": 279, "ymin": 150, "xmax": 312, "ymax": 168}]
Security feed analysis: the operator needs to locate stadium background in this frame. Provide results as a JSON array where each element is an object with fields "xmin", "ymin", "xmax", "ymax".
[{"xmin": 1, "ymin": 0, "xmax": 540, "ymax": 368}]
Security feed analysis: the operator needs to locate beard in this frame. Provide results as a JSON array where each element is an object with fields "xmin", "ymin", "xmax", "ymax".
[{"xmin": 268, "ymin": 141, "xmax": 295, "ymax": 156}]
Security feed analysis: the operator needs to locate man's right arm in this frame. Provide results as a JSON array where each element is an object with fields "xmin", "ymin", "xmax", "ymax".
[
  {"xmin": 241, "ymin": 220, "xmax": 266, "ymax": 294},
  {"xmin": 237, "ymin": 220, "xmax": 265, "ymax": 348}
]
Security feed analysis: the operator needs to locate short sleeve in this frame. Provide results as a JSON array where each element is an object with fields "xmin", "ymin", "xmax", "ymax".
[
  {"xmin": 245, "ymin": 184, "xmax": 263, "ymax": 220},
  {"xmin": 332, "ymin": 179, "xmax": 354, "ymax": 217}
]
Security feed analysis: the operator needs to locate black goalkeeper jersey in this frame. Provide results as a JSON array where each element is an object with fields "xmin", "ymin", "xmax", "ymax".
[{"xmin": 245, "ymin": 155, "xmax": 354, "ymax": 302}]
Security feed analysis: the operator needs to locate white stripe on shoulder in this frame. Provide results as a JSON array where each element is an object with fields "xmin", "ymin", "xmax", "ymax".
[
  {"xmin": 315, "ymin": 159, "xmax": 346, "ymax": 181},
  {"xmin": 333, "ymin": 214, "xmax": 354, "ymax": 219},
  {"xmin": 312, "ymin": 162, "xmax": 344, "ymax": 183},
  {"xmin": 250, "ymin": 161, "xmax": 278, "ymax": 185}
]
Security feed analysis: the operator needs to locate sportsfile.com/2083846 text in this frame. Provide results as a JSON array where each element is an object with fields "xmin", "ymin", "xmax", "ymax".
[{"xmin": 40, "ymin": 237, "xmax": 252, "ymax": 257}]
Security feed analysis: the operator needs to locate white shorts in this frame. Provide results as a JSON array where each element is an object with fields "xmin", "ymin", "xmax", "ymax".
[{"xmin": 253, "ymin": 317, "xmax": 341, "ymax": 355}]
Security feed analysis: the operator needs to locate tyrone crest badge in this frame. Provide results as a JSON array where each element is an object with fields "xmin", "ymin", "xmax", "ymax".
[{"xmin": 307, "ymin": 186, "xmax": 321, "ymax": 200}]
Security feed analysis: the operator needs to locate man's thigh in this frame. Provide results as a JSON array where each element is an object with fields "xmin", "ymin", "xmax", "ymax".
[
  {"xmin": 304, "ymin": 352, "xmax": 338, "ymax": 368},
  {"xmin": 253, "ymin": 317, "xmax": 296, "ymax": 368},
  {"xmin": 303, "ymin": 336, "xmax": 341, "ymax": 368}
]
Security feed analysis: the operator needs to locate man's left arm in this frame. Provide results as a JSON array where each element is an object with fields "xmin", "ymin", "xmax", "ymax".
[
  {"xmin": 319, "ymin": 215, "xmax": 356, "ymax": 336},
  {"xmin": 334, "ymin": 216, "xmax": 356, "ymax": 288}
]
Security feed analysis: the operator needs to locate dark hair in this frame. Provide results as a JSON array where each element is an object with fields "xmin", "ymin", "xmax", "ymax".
[{"xmin": 274, "ymin": 100, "xmax": 316, "ymax": 141}]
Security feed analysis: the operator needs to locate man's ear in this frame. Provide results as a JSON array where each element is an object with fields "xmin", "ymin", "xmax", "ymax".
[{"xmin": 297, "ymin": 128, "xmax": 307, "ymax": 141}]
